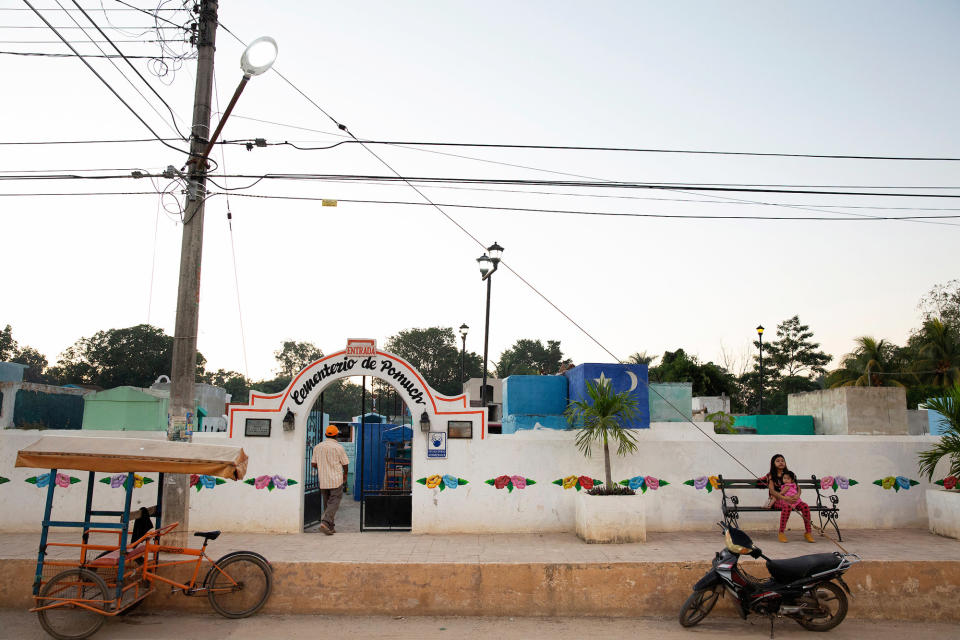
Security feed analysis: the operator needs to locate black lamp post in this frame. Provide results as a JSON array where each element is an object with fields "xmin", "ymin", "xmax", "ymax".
[
  {"xmin": 477, "ymin": 242, "xmax": 503, "ymax": 407},
  {"xmin": 756, "ymin": 324, "xmax": 765, "ymax": 414},
  {"xmin": 459, "ymin": 323, "xmax": 469, "ymax": 387}
]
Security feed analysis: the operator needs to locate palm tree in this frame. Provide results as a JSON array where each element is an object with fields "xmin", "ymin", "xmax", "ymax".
[
  {"xmin": 915, "ymin": 319, "xmax": 960, "ymax": 387},
  {"xmin": 564, "ymin": 379, "xmax": 639, "ymax": 490},
  {"xmin": 918, "ymin": 383, "xmax": 960, "ymax": 481},
  {"xmin": 828, "ymin": 336, "xmax": 904, "ymax": 388},
  {"xmin": 627, "ymin": 351, "xmax": 659, "ymax": 366}
]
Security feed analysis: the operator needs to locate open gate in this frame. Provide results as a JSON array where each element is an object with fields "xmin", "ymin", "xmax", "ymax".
[{"xmin": 303, "ymin": 393, "xmax": 324, "ymax": 526}]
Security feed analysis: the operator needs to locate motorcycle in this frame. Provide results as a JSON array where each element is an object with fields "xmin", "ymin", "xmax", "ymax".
[{"xmin": 679, "ymin": 523, "xmax": 860, "ymax": 637}]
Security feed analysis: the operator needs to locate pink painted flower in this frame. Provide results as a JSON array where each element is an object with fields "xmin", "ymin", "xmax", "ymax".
[
  {"xmin": 272, "ymin": 475, "xmax": 288, "ymax": 490},
  {"xmin": 694, "ymin": 476, "xmax": 708, "ymax": 490},
  {"xmin": 821, "ymin": 476, "xmax": 835, "ymax": 491},
  {"xmin": 55, "ymin": 473, "xmax": 70, "ymax": 488},
  {"xmin": 644, "ymin": 476, "xmax": 659, "ymax": 490},
  {"xmin": 189, "ymin": 474, "xmax": 200, "ymax": 487},
  {"xmin": 510, "ymin": 475, "xmax": 526, "ymax": 490},
  {"xmin": 494, "ymin": 475, "xmax": 511, "ymax": 490},
  {"xmin": 837, "ymin": 476, "xmax": 850, "ymax": 490},
  {"xmin": 254, "ymin": 475, "xmax": 271, "ymax": 490}
]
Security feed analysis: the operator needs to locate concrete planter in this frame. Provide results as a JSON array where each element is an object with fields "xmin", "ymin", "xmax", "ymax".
[
  {"xmin": 574, "ymin": 492, "xmax": 645, "ymax": 543},
  {"xmin": 927, "ymin": 489, "xmax": 960, "ymax": 540}
]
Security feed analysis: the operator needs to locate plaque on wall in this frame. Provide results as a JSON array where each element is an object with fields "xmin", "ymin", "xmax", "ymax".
[
  {"xmin": 447, "ymin": 420, "xmax": 473, "ymax": 439},
  {"xmin": 244, "ymin": 418, "xmax": 272, "ymax": 437}
]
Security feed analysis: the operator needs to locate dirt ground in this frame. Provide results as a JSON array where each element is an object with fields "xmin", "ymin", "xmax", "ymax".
[{"xmin": 0, "ymin": 610, "xmax": 953, "ymax": 640}]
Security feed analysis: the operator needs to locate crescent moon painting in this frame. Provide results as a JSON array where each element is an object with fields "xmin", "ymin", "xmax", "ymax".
[{"xmin": 625, "ymin": 370, "xmax": 638, "ymax": 392}]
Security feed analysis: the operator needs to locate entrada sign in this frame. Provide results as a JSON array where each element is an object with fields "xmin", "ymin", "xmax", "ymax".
[{"xmin": 346, "ymin": 338, "xmax": 376, "ymax": 358}]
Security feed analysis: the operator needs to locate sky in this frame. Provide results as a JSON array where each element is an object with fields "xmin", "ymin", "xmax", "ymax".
[{"xmin": 3, "ymin": 1, "xmax": 959, "ymax": 382}]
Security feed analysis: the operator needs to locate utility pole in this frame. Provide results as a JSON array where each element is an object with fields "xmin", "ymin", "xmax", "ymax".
[{"xmin": 164, "ymin": 0, "xmax": 219, "ymax": 545}]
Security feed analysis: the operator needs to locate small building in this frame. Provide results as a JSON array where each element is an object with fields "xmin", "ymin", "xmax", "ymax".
[
  {"xmin": 1, "ymin": 362, "xmax": 90, "ymax": 429},
  {"xmin": 788, "ymin": 386, "xmax": 909, "ymax": 435},
  {"xmin": 82, "ymin": 386, "xmax": 168, "ymax": 431}
]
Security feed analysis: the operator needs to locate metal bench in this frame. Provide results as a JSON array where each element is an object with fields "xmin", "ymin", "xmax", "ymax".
[{"xmin": 718, "ymin": 474, "xmax": 842, "ymax": 541}]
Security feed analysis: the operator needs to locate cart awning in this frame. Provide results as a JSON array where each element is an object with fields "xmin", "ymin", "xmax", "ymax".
[{"xmin": 15, "ymin": 436, "xmax": 248, "ymax": 480}]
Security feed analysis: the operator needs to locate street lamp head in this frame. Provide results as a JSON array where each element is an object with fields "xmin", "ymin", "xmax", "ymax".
[
  {"xmin": 240, "ymin": 36, "xmax": 278, "ymax": 77},
  {"xmin": 459, "ymin": 323, "xmax": 469, "ymax": 337},
  {"xmin": 487, "ymin": 241, "xmax": 504, "ymax": 262},
  {"xmin": 477, "ymin": 253, "xmax": 492, "ymax": 277},
  {"xmin": 756, "ymin": 324, "xmax": 765, "ymax": 337}
]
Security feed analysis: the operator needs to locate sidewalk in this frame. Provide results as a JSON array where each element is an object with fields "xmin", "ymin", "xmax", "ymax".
[{"xmin": 2, "ymin": 528, "xmax": 957, "ymax": 621}]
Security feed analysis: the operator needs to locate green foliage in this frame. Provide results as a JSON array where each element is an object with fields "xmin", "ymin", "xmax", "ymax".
[
  {"xmin": 913, "ymin": 319, "xmax": 960, "ymax": 387},
  {"xmin": 918, "ymin": 384, "xmax": 960, "ymax": 481},
  {"xmin": 626, "ymin": 351, "xmax": 659, "ymax": 366},
  {"xmin": 385, "ymin": 327, "xmax": 483, "ymax": 396},
  {"xmin": 918, "ymin": 280, "xmax": 960, "ymax": 334},
  {"xmin": 706, "ymin": 410, "xmax": 736, "ymax": 434},
  {"xmin": 564, "ymin": 379, "xmax": 639, "ymax": 490},
  {"xmin": 650, "ymin": 349, "xmax": 737, "ymax": 397},
  {"xmin": 761, "ymin": 316, "xmax": 832, "ymax": 378},
  {"xmin": 494, "ymin": 339, "xmax": 564, "ymax": 377},
  {"xmin": 48, "ymin": 324, "xmax": 205, "ymax": 389},
  {"xmin": 828, "ymin": 336, "xmax": 905, "ymax": 388},
  {"xmin": 273, "ymin": 340, "xmax": 323, "ymax": 378},
  {"xmin": 0, "ymin": 325, "xmax": 49, "ymax": 383},
  {"xmin": 202, "ymin": 369, "xmax": 251, "ymax": 404}
]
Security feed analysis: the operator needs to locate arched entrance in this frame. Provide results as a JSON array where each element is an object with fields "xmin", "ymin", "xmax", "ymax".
[{"xmin": 227, "ymin": 344, "xmax": 484, "ymax": 533}]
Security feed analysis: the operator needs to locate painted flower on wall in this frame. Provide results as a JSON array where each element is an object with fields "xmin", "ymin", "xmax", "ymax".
[
  {"xmin": 934, "ymin": 476, "xmax": 958, "ymax": 490},
  {"xmin": 819, "ymin": 475, "xmax": 858, "ymax": 492},
  {"xmin": 618, "ymin": 475, "xmax": 670, "ymax": 494},
  {"xmin": 99, "ymin": 474, "xmax": 154, "ymax": 490},
  {"xmin": 486, "ymin": 475, "xmax": 537, "ymax": 493},
  {"xmin": 417, "ymin": 475, "xmax": 468, "ymax": 491},
  {"xmin": 244, "ymin": 474, "xmax": 296, "ymax": 491},
  {"xmin": 873, "ymin": 475, "xmax": 919, "ymax": 492},
  {"xmin": 26, "ymin": 473, "xmax": 79, "ymax": 488},
  {"xmin": 684, "ymin": 476, "xmax": 717, "ymax": 492},
  {"xmin": 552, "ymin": 475, "xmax": 603, "ymax": 491}
]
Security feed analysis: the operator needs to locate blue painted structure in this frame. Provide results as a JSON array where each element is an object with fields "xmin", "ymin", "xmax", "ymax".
[
  {"xmin": 501, "ymin": 375, "xmax": 569, "ymax": 433},
  {"xmin": 352, "ymin": 423, "xmax": 412, "ymax": 501},
  {"xmin": 564, "ymin": 363, "xmax": 650, "ymax": 429},
  {"xmin": 927, "ymin": 398, "xmax": 954, "ymax": 436}
]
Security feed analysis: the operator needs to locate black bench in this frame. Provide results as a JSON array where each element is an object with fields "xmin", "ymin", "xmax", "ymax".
[{"xmin": 718, "ymin": 474, "xmax": 842, "ymax": 541}]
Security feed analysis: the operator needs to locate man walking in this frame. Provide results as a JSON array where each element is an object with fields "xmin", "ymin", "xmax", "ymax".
[{"xmin": 311, "ymin": 424, "xmax": 349, "ymax": 535}]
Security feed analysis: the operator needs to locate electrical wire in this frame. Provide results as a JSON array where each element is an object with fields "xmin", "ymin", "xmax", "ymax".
[
  {"xmin": 0, "ymin": 49, "xmax": 158, "ymax": 57},
  {"xmin": 21, "ymin": 0, "xmax": 190, "ymax": 156}
]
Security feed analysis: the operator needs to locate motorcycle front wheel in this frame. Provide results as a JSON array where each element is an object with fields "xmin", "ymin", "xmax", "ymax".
[
  {"xmin": 796, "ymin": 581, "xmax": 848, "ymax": 632},
  {"xmin": 678, "ymin": 587, "xmax": 721, "ymax": 627}
]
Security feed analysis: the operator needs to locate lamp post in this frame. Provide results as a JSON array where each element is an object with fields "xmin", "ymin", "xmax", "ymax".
[
  {"xmin": 166, "ymin": 29, "xmax": 277, "ymax": 543},
  {"xmin": 477, "ymin": 242, "xmax": 503, "ymax": 407},
  {"xmin": 756, "ymin": 324, "xmax": 765, "ymax": 414},
  {"xmin": 459, "ymin": 323, "xmax": 469, "ymax": 387}
]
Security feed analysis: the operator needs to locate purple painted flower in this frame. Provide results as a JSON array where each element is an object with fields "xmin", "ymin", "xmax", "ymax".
[
  {"xmin": 895, "ymin": 476, "xmax": 911, "ymax": 490},
  {"xmin": 35, "ymin": 473, "xmax": 50, "ymax": 488},
  {"xmin": 272, "ymin": 475, "xmax": 288, "ymax": 490},
  {"xmin": 510, "ymin": 475, "xmax": 527, "ymax": 490},
  {"xmin": 629, "ymin": 476, "xmax": 645, "ymax": 491},
  {"xmin": 254, "ymin": 475, "xmax": 270, "ymax": 490},
  {"xmin": 837, "ymin": 476, "xmax": 850, "ymax": 490},
  {"xmin": 110, "ymin": 474, "xmax": 125, "ymax": 489},
  {"xmin": 442, "ymin": 474, "xmax": 459, "ymax": 490},
  {"xmin": 694, "ymin": 476, "xmax": 708, "ymax": 490},
  {"xmin": 200, "ymin": 475, "xmax": 216, "ymax": 489},
  {"xmin": 645, "ymin": 476, "xmax": 660, "ymax": 491},
  {"xmin": 821, "ymin": 476, "xmax": 835, "ymax": 491},
  {"xmin": 55, "ymin": 473, "xmax": 70, "ymax": 488}
]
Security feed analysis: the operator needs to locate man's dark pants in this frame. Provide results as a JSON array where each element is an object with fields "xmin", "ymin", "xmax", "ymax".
[{"xmin": 320, "ymin": 486, "xmax": 343, "ymax": 528}]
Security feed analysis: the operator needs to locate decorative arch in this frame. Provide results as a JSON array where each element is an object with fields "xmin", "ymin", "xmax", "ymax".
[{"xmin": 228, "ymin": 349, "xmax": 485, "ymax": 438}]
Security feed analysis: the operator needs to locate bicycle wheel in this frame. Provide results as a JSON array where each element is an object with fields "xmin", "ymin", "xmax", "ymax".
[
  {"xmin": 37, "ymin": 568, "xmax": 109, "ymax": 640},
  {"xmin": 678, "ymin": 587, "xmax": 721, "ymax": 627},
  {"xmin": 205, "ymin": 553, "xmax": 272, "ymax": 619}
]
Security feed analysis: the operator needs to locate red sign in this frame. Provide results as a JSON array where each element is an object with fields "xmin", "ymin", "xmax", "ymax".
[{"xmin": 346, "ymin": 339, "xmax": 377, "ymax": 358}]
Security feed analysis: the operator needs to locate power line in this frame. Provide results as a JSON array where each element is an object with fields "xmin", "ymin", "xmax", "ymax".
[
  {"xmin": 21, "ymin": 0, "xmax": 190, "ymax": 156},
  {"xmin": 0, "ymin": 49, "xmax": 160, "ymax": 57}
]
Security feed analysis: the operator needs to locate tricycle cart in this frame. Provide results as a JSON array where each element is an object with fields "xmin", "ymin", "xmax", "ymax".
[{"xmin": 16, "ymin": 436, "xmax": 272, "ymax": 640}]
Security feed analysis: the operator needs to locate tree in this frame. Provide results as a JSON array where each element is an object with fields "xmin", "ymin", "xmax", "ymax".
[
  {"xmin": 917, "ymin": 383, "xmax": 960, "ymax": 481},
  {"xmin": 626, "ymin": 351, "xmax": 659, "ymax": 366},
  {"xmin": 649, "ymin": 349, "xmax": 738, "ymax": 397},
  {"xmin": 565, "ymin": 379, "xmax": 639, "ymax": 491},
  {"xmin": 494, "ymin": 339, "xmax": 564, "ymax": 377},
  {"xmin": 0, "ymin": 325, "xmax": 50, "ymax": 383},
  {"xmin": 762, "ymin": 316, "xmax": 832, "ymax": 378},
  {"xmin": 914, "ymin": 319, "xmax": 960, "ymax": 387},
  {"xmin": 918, "ymin": 280, "xmax": 960, "ymax": 333},
  {"xmin": 273, "ymin": 340, "xmax": 323, "ymax": 378},
  {"xmin": 49, "ymin": 324, "xmax": 205, "ymax": 389},
  {"xmin": 0, "ymin": 325, "xmax": 15, "ymax": 361},
  {"xmin": 203, "ymin": 369, "xmax": 251, "ymax": 404},
  {"xmin": 827, "ymin": 336, "xmax": 904, "ymax": 388},
  {"xmin": 385, "ymin": 327, "xmax": 483, "ymax": 396}
]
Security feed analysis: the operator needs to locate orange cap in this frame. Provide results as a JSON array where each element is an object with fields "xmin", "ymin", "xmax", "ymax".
[{"xmin": 325, "ymin": 425, "xmax": 339, "ymax": 437}]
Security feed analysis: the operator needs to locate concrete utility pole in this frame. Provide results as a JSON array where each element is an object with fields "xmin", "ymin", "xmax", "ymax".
[{"xmin": 164, "ymin": 0, "xmax": 219, "ymax": 544}]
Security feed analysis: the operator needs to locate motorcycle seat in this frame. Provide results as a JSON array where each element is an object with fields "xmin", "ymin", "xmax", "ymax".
[{"xmin": 766, "ymin": 552, "xmax": 840, "ymax": 583}]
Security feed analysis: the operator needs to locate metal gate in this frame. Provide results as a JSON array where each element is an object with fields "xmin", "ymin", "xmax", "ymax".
[
  {"xmin": 303, "ymin": 393, "xmax": 324, "ymax": 526},
  {"xmin": 358, "ymin": 385, "xmax": 412, "ymax": 531}
]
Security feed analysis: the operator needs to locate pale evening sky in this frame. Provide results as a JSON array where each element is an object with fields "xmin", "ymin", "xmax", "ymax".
[{"xmin": 3, "ymin": 1, "xmax": 958, "ymax": 381}]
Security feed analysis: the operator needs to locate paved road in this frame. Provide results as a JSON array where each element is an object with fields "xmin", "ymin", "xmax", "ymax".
[{"xmin": 0, "ymin": 611, "xmax": 952, "ymax": 639}]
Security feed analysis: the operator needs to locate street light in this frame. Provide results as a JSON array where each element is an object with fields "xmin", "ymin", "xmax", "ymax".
[
  {"xmin": 459, "ymin": 323, "xmax": 469, "ymax": 387},
  {"xmin": 756, "ymin": 324, "xmax": 765, "ymax": 414},
  {"xmin": 477, "ymin": 242, "xmax": 503, "ymax": 407}
]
